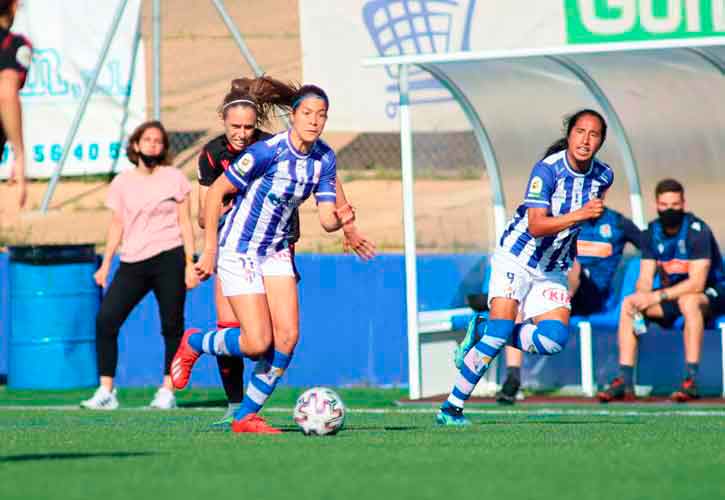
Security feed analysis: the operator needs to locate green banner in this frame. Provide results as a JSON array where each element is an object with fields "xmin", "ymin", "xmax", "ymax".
[{"xmin": 565, "ymin": 0, "xmax": 725, "ymax": 44}]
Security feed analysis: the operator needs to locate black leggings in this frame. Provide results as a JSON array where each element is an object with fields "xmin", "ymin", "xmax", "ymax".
[{"xmin": 96, "ymin": 246, "xmax": 186, "ymax": 378}]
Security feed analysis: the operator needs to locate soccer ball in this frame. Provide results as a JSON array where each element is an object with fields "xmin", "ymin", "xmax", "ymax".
[{"xmin": 293, "ymin": 387, "xmax": 346, "ymax": 436}]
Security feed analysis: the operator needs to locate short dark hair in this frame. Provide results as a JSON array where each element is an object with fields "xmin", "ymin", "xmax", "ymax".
[
  {"xmin": 126, "ymin": 120, "xmax": 172, "ymax": 166},
  {"xmin": 655, "ymin": 178, "xmax": 684, "ymax": 198}
]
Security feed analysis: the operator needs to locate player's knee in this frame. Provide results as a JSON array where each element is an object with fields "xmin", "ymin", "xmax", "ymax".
[
  {"xmin": 677, "ymin": 294, "xmax": 704, "ymax": 316},
  {"xmin": 273, "ymin": 326, "xmax": 299, "ymax": 353},
  {"xmin": 534, "ymin": 320, "xmax": 569, "ymax": 355},
  {"xmin": 245, "ymin": 337, "xmax": 272, "ymax": 359}
]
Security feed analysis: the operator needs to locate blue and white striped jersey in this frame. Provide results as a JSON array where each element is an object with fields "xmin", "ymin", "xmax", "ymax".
[
  {"xmin": 498, "ymin": 150, "xmax": 614, "ymax": 273},
  {"xmin": 220, "ymin": 130, "xmax": 337, "ymax": 255}
]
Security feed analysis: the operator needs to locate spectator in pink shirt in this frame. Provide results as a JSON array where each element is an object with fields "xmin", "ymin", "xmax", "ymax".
[{"xmin": 80, "ymin": 120, "xmax": 197, "ymax": 410}]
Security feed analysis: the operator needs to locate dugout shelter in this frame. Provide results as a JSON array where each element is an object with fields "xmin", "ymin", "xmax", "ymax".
[{"xmin": 364, "ymin": 38, "xmax": 725, "ymax": 400}]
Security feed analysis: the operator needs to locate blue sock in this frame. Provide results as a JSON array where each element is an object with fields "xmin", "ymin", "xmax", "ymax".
[
  {"xmin": 445, "ymin": 319, "xmax": 514, "ymax": 409},
  {"xmin": 234, "ymin": 350, "xmax": 292, "ymax": 420},
  {"xmin": 510, "ymin": 320, "xmax": 568, "ymax": 355},
  {"xmin": 188, "ymin": 328, "xmax": 243, "ymax": 358},
  {"xmin": 686, "ymin": 363, "xmax": 699, "ymax": 381},
  {"xmin": 620, "ymin": 365, "xmax": 635, "ymax": 387}
]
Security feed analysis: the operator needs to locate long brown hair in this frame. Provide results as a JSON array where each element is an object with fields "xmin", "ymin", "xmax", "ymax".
[
  {"xmin": 219, "ymin": 76, "xmax": 299, "ymax": 128},
  {"xmin": 0, "ymin": 0, "xmax": 16, "ymax": 17},
  {"xmin": 126, "ymin": 120, "xmax": 172, "ymax": 166}
]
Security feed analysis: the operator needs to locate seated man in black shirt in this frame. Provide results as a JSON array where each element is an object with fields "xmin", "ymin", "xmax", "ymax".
[{"xmin": 598, "ymin": 179, "xmax": 725, "ymax": 402}]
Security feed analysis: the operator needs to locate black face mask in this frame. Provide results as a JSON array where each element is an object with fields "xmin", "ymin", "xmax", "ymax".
[
  {"xmin": 138, "ymin": 152, "xmax": 164, "ymax": 168},
  {"xmin": 658, "ymin": 208, "xmax": 685, "ymax": 229}
]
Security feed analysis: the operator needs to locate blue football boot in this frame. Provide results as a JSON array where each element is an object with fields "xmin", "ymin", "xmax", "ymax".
[
  {"xmin": 454, "ymin": 314, "xmax": 486, "ymax": 370},
  {"xmin": 435, "ymin": 402, "xmax": 471, "ymax": 427}
]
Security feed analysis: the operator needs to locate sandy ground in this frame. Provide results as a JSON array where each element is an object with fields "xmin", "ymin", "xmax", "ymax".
[{"xmin": 0, "ymin": 176, "xmax": 495, "ymax": 253}]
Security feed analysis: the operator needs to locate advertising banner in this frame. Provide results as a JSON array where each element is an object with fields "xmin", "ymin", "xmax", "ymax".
[
  {"xmin": 0, "ymin": 0, "xmax": 146, "ymax": 179},
  {"xmin": 300, "ymin": 0, "xmax": 724, "ymax": 132}
]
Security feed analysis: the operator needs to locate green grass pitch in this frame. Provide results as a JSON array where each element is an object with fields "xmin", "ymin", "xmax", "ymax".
[{"xmin": 1, "ymin": 387, "xmax": 724, "ymax": 500}]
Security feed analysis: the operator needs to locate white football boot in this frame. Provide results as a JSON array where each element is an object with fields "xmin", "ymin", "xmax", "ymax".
[
  {"xmin": 80, "ymin": 386, "xmax": 119, "ymax": 410},
  {"xmin": 149, "ymin": 387, "xmax": 177, "ymax": 409}
]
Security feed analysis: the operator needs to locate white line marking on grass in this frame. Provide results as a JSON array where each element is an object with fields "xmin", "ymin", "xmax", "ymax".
[{"xmin": 2, "ymin": 406, "xmax": 725, "ymax": 417}]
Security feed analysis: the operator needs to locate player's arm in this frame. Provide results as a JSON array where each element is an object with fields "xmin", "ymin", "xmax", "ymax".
[
  {"xmin": 197, "ymin": 184, "xmax": 209, "ymax": 229},
  {"xmin": 0, "ymin": 68, "xmax": 25, "ymax": 205},
  {"xmin": 196, "ymin": 175, "xmax": 238, "ymax": 279},
  {"xmin": 318, "ymin": 201, "xmax": 343, "ymax": 232},
  {"xmin": 196, "ymin": 147, "xmax": 216, "ymax": 229},
  {"xmin": 315, "ymin": 153, "xmax": 343, "ymax": 233},
  {"xmin": 522, "ymin": 162, "xmax": 604, "ymax": 238},
  {"xmin": 335, "ymin": 176, "xmax": 375, "ymax": 260},
  {"xmin": 528, "ymin": 202, "xmax": 604, "ymax": 238}
]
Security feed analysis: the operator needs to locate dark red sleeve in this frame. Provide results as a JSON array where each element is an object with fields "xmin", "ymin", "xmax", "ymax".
[
  {"xmin": 0, "ymin": 33, "xmax": 32, "ymax": 87},
  {"xmin": 197, "ymin": 146, "xmax": 217, "ymax": 186}
]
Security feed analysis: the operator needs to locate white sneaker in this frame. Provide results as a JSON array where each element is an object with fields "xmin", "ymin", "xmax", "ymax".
[
  {"xmin": 149, "ymin": 387, "xmax": 177, "ymax": 409},
  {"xmin": 80, "ymin": 386, "xmax": 119, "ymax": 410}
]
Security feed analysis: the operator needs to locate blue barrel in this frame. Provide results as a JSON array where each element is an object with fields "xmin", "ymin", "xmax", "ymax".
[{"xmin": 8, "ymin": 245, "xmax": 100, "ymax": 389}]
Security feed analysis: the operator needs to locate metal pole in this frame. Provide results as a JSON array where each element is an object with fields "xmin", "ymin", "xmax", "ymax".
[
  {"xmin": 110, "ymin": 8, "xmax": 142, "ymax": 175},
  {"xmin": 210, "ymin": 0, "xmax": 288, "ymax": 127},
  {"xmin": 152, "ymin": 0, "xmax": 161, "ymax": 120},
  {"xmin": 549, "ymin": 55, "xmax": 646, "ymax": 229},
  {"xmin": 210, "ymin": 0, "xmax": 263, "ymax": 77},
  {"xmin": 40, "ymin": 0, "xmax": 129, "ymax": 213},
  {"xmin": 421, "ymin": 63, "xmax": 507, "ymax": 243},
  {"xmin": 399, "ymin": 64, "xmax": 421, "ymax": 400}
]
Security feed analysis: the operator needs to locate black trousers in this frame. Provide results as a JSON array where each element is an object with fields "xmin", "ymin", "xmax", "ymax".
[{"xmin": 96, "ymin": 246, "xmax": 186, "ymax": 378}]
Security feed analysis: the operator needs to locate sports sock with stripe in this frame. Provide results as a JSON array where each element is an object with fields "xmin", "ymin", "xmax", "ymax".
[
  {"xmin": 445, "ymin": 319, "xmax": 514, "ymax": 409},
  {"xmin": 234, "ymin": 350, "xmax": 292, "ymax": 421},
  {"xmin": 188, "ymin": 328, "xmax": 243, "ymax": 358}
]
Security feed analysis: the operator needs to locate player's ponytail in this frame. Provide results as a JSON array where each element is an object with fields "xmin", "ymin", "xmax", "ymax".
[
  {"xmin": 220, "ymin": 76, "xmax": 298, "ymax": 128},
  {"xmin": 0, "ymin": 0, "xmax": 15, "ymax": 17},
  {"xmin": 542, "ymin": 109, "xmax": 607, "ymax": 159}
]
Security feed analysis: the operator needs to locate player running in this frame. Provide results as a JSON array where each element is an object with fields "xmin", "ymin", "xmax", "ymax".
[
  {"xmin": 438, "ymin": 109, "xmax": 614, "ymax": 426},
  {"xmin": 197, "ymin": 77, "xmax": 374, "ymax": 425},
  {"xmin": 172, "ymin": 84, "xmax": 351, "ymax": 433}
]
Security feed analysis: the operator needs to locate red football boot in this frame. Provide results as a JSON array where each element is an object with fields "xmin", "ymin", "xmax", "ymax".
[
  {"xmin": 670, "ymin": 378, "xmax": 698, "ymax": 403},
  {"xmin": 596, "ymin": 377, "xmax": 636, "ymax": 403},
  {"xmin": 231, "ymin": 414, "xmax": 282, "ymax": 434},
  {"xmin": 170, "ymin": 328, "xmax": 201, "ymax": 390}
]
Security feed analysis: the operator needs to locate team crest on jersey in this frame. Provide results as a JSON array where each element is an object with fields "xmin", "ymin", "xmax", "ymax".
[
  {"xmin": 599, "ymin": 224, "xmax": 612, "ymax": 239},
  {"xmin": 691, "ymin": 221, "xmax": 702, "ymax": 232},
  {"xmin": 528, "ymin": 176, "xmax": 543, "ymax": 196},
  {"xmin": 16, "ymin": 45, "xmax": 31, "ymax": 69},
  {"xmin": 238, "ymin": 153, "xmax": 254, "ymax": 173}
]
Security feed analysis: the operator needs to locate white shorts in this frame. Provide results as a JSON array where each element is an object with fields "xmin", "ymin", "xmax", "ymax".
[
  {"xmin": 217, "ymin": 248, "xmax": 295, "ymax": 296},
  {"xmin": 487, "ymin": 250, "xmax": 571, "ymax": 321}
]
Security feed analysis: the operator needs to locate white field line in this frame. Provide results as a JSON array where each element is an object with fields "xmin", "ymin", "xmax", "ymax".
[{"xmin": 1, "ymin": 405, "xmax": 725, "ymax": 417}]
